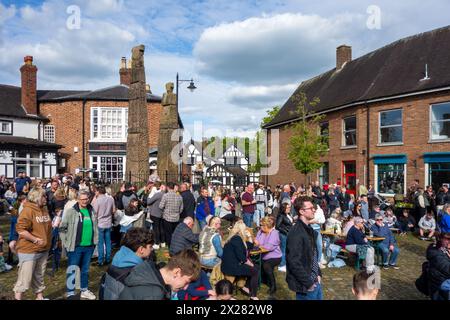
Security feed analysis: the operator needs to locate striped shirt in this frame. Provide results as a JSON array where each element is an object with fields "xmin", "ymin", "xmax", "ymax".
[{"xmin": 159, "ymin": 191, "xmax": 184, "ymax": 222}]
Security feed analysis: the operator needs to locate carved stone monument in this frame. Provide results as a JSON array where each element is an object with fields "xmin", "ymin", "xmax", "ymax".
[
  {"xmin": 157, "ymin": 82, "xmax": 180, "ymax": 181},
  {"xmin": 125, "ymin": 45, "xmax": 150, "ymax": 183}
]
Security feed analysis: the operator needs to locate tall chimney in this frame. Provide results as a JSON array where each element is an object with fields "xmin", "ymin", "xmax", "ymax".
[
  {"xmin": 119, "ymin": 57, "xmax": 131, "ymax": 86},
  {"xmin": 20, "ymin": 56, "xmax": 38, "ymax": 115},
  {"xmin": 336, "ymin": 45, "xmax": 352, "ymax": 70}
]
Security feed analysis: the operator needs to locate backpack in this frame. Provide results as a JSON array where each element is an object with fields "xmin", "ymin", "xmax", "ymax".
[
  {"xmin": 99, "ymin": 266, "xmax": 133, "ymax": 300},
  {"xmin": 415, "ymin": 261, "xmax": 430, "ymax": 296}
]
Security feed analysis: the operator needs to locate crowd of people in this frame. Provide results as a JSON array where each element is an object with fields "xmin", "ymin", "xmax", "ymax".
[{"xmin": 0, "ymin": 171, "xmax": 449, "ymax": 300}]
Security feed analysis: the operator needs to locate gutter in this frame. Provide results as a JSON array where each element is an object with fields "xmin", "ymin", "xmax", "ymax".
[{"xmin": 263, "ymin": 85, "xmax": 450, "ymax": 129}]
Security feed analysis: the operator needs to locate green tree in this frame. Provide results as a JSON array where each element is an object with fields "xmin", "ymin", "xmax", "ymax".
[
  {"xmin": 287, "ymin": 92, "xmax": 328, "ymax": 182},
  {"xmin": 261, "ymin": 105, "xmax": 281, "ymax": 127}
]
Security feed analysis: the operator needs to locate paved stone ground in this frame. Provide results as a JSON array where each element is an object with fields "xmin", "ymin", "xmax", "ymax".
[{"xmin": 0, "ymin": 214, "xmax": 429, "ymax": 300}]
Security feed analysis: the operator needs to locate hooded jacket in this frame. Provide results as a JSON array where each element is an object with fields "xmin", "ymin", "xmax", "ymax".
[
  {"xmin": 102, "ymin": 245, "xmax": 144, "ymax": 300},
  {"xmin": 119, "ymin": 259, "xmax": 170, "ymax": 300},
  {"xmin": 15, "ymin": 201, "xmax": 52, "ymax": 254}
]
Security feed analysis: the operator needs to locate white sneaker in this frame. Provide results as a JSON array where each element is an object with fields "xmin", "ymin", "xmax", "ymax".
[
  {"xmin": 5, "ymin": 263, "xmax": 13, "ymax": 271},
  {"xmin": 320, "ymin": 263, "xmax": 327, "ymax": 269},
  {"xmin": 153, "ymin": 244, "xmax": 160, "ymax": 250},
  {"xmin": 160, "ymin": 243, "xmax": 166, "ymax": 248},
  {"xmin": 277, "ymin": 266, "xmax": 286, "ymax": 272},
  {"xmin": 80, "ymin": 289, "xmax": 96, "ymax": 300}
]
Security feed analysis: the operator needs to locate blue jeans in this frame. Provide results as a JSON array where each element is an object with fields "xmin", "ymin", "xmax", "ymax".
[
  {"xmin": 254, "ymin": 204, "xmax": 265, "ymax": 227},
  {"xmin": 378, "ymin": 243, "xmax": 400, "ymax": 266},
  {"xmin": 97, "ymin": 227, "xmax": 111, "ymax": 264},
  {"xmin": 200, "ymin": 257, "xmax": 221, "ymax": 267},
  {"xmin": 279, "ymin": 233, "xmax": 287, "ymax": 267},
  {"xmin": 66, "ymin": 246, "xmax": 95, "ymax": 294},
  {"xmin": 243, "ymin": 212, "xmax": 254, "ymax": 228},
  {"xmin": 51, "ymin": 228, "xmax": 61, "ymax": 272},
  {"xmin": 296, "ymin": 283, "xmax": 323, "ymax": 300}
]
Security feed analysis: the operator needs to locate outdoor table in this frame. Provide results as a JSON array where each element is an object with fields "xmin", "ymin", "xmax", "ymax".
[
  {"xmin": 390, "ymin": 228, "xmax": 400, "ymax": 234},
  {"xmin": 249, "ymin": 247, "xmax": 270, "ymax": 288},
  {"xmin": 321, "ymin": 230, "xmax": 345, "ymax": 237},
  {"xmin": 367, "ymin": 237, "xmax": 385, "ymax": 242}
]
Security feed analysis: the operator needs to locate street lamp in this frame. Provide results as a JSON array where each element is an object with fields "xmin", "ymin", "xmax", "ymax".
[{"xmin": 176, "ymin": 73, "xmax": 197, "ymax": 181}]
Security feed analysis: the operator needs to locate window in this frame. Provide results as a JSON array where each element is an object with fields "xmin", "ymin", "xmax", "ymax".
[
  {"xmin": 91, "ymin": 108, "xmax": 128, "ymax": 140},
  {"xmin": 43, "ymin": 125, "xmax": 55, "ymax": 143},
  {"xmin": 343, "ymin": 116, "xmax": 356, "ymax": 146},
  {"xmin": 320, "ymin": 121, "xmax": 329, "ymax": 148},
  {"xmin": 0, "ymin": 120, "xmax": 12, "ymax": 135},
  {"xmin": 430, "ymin": 102, "xmax": 450, "ymax": 141},
  {"xmin": 377, "ymin": 164, "xmax": 405, "ymax": 195},
  {"xmin": 379, "ymin": 109, "xmax": 402, "ymax": 144},
  {"xmin": 91, "ymin": 156, "xmax": 124, "ymax": 183},
  {"xmin": 319, "ymin": 162, "xmax": 329, "ymax": 186},
  {"xmin": 429, "ymin": 163, "xmax": 450, "ymax": 192}
]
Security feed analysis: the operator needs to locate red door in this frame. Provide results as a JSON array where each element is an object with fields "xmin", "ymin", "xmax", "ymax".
[{"xmin": 342, "ymin": 161, "xmax": 357, "ymax": 195}]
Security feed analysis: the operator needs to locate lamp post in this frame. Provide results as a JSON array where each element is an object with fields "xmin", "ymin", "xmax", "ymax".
[{"xmin": 176, "ymin": 73, "xmax": 197, "ymax": 181}]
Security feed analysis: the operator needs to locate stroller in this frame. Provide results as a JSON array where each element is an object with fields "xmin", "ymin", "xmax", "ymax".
[{"xmin": 371, "ymin": 193, "xmax": 393, "ymax": 211}]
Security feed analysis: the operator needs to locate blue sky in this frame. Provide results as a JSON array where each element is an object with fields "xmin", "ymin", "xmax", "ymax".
[{"xmin": 1, "ymin": 0, "xmax": 450, "ymax": 138}]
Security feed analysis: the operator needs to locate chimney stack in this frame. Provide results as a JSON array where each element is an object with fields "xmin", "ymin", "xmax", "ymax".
[
  {"xmin": 336, "ymin": 45, "xmax": 352, "ymax": 70},
  {"xmin": 119, "ymin": 57, "xmax": 131, "ymax": 86},
  {"xmin": 20, "ymin": 56, "xmax": 38, "ymax": 115}
]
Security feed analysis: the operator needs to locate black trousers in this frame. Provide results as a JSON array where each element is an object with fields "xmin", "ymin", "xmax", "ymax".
[
  {"xmin": 151, "ymin": 216, "xmax": 165, "ymax": 245},
  {"xmin": 163, "ymin": 220, "xmax": 179, "ymax": 247},
  {"xmin": 245, "ymin": 265, "xmax": 260, "ymax": 298},
  {"xmin": 261, "ymin": 257, "xmax": 282, "ymax": 295}
]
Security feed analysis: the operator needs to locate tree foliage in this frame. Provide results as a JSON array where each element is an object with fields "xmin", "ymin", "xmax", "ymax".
[
  {"xmin": 261, "ymin": 105, "xmax": 281, "ymax": 127},
  {"xmin": 287, "ymin": 92, "xmax": 328, "ymax": 177}
]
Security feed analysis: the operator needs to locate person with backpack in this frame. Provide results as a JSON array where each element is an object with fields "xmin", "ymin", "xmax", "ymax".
[
  {"xmin": 101, "ymin": 228, "xmax": 201, "ymax": 300},
  {"xmin": 101, "ymin": 227, "xmax": 155, "ymax": 300}
]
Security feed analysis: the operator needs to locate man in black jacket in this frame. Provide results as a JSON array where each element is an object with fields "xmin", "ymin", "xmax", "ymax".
[
  {"xmin": 286, "ymin": 196, "xmax": 323, "ymax": 300},
  {"xmin": 180, "ymin": 183, "xmax": 196, "ymax": 220}
]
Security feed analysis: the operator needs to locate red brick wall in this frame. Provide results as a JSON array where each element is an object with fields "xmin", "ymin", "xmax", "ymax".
[
  {"xmin": 40, "ymin": 100, "xmax": 163, "ymax": 172},
  {"xmin": 20, "ymin": 62, "xmax": 38, "ymax": 115},
  {"xmin": 266, "ymin": 91, "xmax": 450, "ymax": 192}
]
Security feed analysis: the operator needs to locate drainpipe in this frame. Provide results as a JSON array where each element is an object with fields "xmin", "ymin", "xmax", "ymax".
[
  {"xmin": 366, "ymin": 102, "xmax": 370, "ymax": 188},
  {"xmin": 82, "ymin": 99, "xmax": 86, "ymax": 178}
]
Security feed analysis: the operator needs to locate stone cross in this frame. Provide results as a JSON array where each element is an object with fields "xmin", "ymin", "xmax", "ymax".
[{"xmin": 125, "ymin": 44, "xmax": 150, "ymax": 183}]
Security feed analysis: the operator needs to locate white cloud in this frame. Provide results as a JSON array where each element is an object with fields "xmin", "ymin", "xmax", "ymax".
[
  {"xmin": 81, "ymin": 0, "xmax": 125, "ymax": 16},
  {"xmin": 228, "ymin": 83, "xmax": 298, "ymax": 109},
  {"xmin": 0, "ymin": 3, "xmax": 16, "ymax": 23},
  {"xmin": 194, "ymin": 12, "xmax": 364, "ymax": 85}
]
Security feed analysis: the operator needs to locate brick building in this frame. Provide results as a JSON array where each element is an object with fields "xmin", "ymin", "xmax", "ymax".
[
  {"xmin": 263, "ymin": 25, "xmax": 450, "ymax": 196},
  {"xmin": 0, "ymin": 56, "xmax": 182, "ymax": 182}
]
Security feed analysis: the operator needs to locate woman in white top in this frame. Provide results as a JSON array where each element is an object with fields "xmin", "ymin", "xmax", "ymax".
[
  {"xmin": 310, "ymin": 203, "xmax": 326, "ymax": 266},
  {"xmin": 214, "ymin": 189, "xmax": 222, "ymax": 217},
  {"xmin": 219, "ymin": 191, "xmax": 236, "ymax": 226}
]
